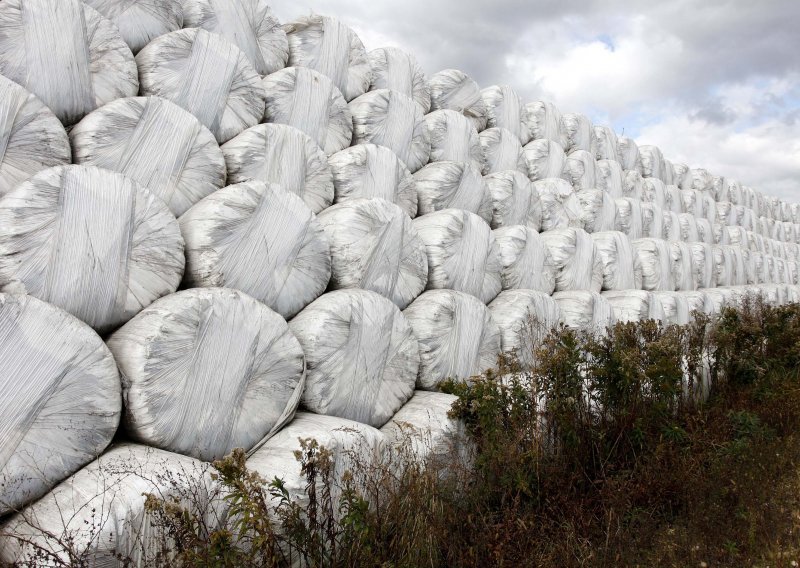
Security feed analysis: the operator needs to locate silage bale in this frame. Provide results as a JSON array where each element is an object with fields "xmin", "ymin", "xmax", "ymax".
[
  {"xmin": 665, "ymin": 184, "xmax": 683, "ymax": 214},
  {"xmin": 681, "ymin": 290, "xmax": 714, "ymax": 318},
  {"xmin": 0, "ymin": 294, "xmax": 120, "ymax": 516},
  {"xmin": 535, "ymin": 177, "xmax": 582, "ymax": 231},
  {"xmin": 107, "ymin": 288, "xmax": 304, "ymax": 461},
  {"xmin": 562, "ymin": 149, "xmax": 598, "ymax": 191},
  {"xmin": 671, "ymin": 162, "xmax": 692, "ymax": 190},
  {"xmin": 179, "ymin": 180, "xmax": 331, "ymax": 319},
  {"xmin": 328, "ymin": 143, "xmax": 418, "ymax": 217},
  {"xmin": 0, "ymin": 165, "xmax": 184, "ymax": 334},
  {"xmin": 479, "ymin": 127, "xmax": 527, "ymax": 175},
  {"xmin": 704, "ymin": 287, "xmax": 741, "ymax": 314},
  {"xmin": 318, "ymin": 198, "xmax": 428, "ymax": 310},
  {"xmin": 641, "ymin": 202, "xmax": 666, "ymax": 239},
  {"xmin": 222, "ymin": 123, "xmax": 333, "ymax": 213},
  {"xmin": 696, "ymin": 218, "xmax": 714, "ymax": 245},
  {"xmin": 493, "ymin": 225, "xmax": 557, "ymax": 294},
  {"xmin": 485, "ymin": 170, "xmax": 543, "ymax": 230},
  {"xmin": 349, "ymin": 89, "xmax": 431, "ymax": 173},
  {"xmin": 602, "ymin": 290, "xmax": 666, "ymax": 324},
  {"xmin": 262, "ymin": 66, "xmax": 352, "ymax": 156},
  {"xmin": 182, "ymin": 0, "xmax": 288, "ymax": 75},
  {"xmin": 577, "ymin": 188, "xmax": 617, "ymax": 233},
  {"xmin": 596, "ymin": 159, "xmax": 625, "ymax": 198},
  {"xmin": 741, "ymin": 249, "xmax": 756, "ymax": 285},
  {"xmin": 632, "ymin": 238, "xmax": 675, "ymax": 291},
  {"xmin": 552, "ymin": 290, "xmax": 615, "ymax": 332},
  {"xmin": 671, "ymin": 240, "xmax": 695, "ymax": 291},
  {"xmin": 70, "ymin": 96, "xmax": 226, "ymax": 217},
  {"xmin": 83, "ymin": 0, "xmax": 182, "ymax": 54},
  {"xmin": 561, "ymin": 112, "xmax": 596, "ymax": 155},
  {"xmin": 522, "ymin": 100, "xmax": 568, "ymax": 147},
  {"xmin": 690, "ymin": 168, "xmax": 714, "ymax": 193},
  {"xmin": 0, "ymin": 77, "xmax": 70, "ymax": 198},
  {"xmin": 689, "ymin": 242, "xmax": 716, "ymax": 289},
  {"xmin": 594, "ymin": 125, "xmax": 620, "ymax": 162},
  {"xmin": 712, "ymin": 245, "xmax": 736, "ymax": 287},
  {"xmin": 652, "ymin": 291, "xmax": 691, "ymax": 325},
  {"xmin": 713, "ymin": 223, "xmax": 731, "ymax": 245},
  {"xmin": 403, "ymin": 289, "xmax": 500, "ymax": 390},
  {"xmin": 662, "ymin": 158, "xmax": 675, "ymax": 186},
  {"xmin": 721, "ymin": 179, "xmax": 744, "ymax": 205},
  {"xmin": 522, "ymin": 139, "xmax": 567, "ymax": 182},
  {"xmin": 663, "ymin": 210, "xmax": 682, "ymax": 241},
  {"xmin": 412, "ymin": 209, "xmax": 502, "ymax": 303},
  {"xmin": 614, "ymin": 197, "xmax": 644, "ymax": 240},
  {"xmin": 539, "ymin": 227, "xmax": 604, "ymax": 293},
  {"xmin": 369, "ymin": 47, "xmax": 431, "ymax": 112},
  {"xmin": 716, "ymin": 201, "xmax": 734, "ymax": 226},
  {"xmin": 0, "ymin": 0, "xmax": 138, "ymax": 126},
  {"xmin": 480, "ymin": 85, "xmax": 527, "ymax": 143},
  {"xmin": 413, "ymin": 161, "xmax": 492, "ymax": 222},
  {"xmin": 751, "ymin": 252, "xmax": 766, "ymax": 284},
  {"xmin": 678, "ymin": 213, "xmax": 700, "ymax": 242},
  {"xmin": 591, "ymin": 231, "xmax": 643, "ymax": 291},
  {"xmin": 639, "ymin": 145, "xmax": 666, "ymax": 180},
  {"xmin": 424, "ymin": 109, "xmax": 483, "ymax": 170},
  {"xmin": 427, "ymin": 69, "xmax": 488, "ymax": 132},
  {"xmin": 618, "ymin": 136, "xmax": 642, "ymax": 173},
  {"xmin": 290, "ymin": 289, "xmax": 419, "ymax": 427},
  {"xmin": 623, "ymin": 169, "xmax": 646, "ymax": 201},
  {"xmin": 679, "ymin": 189, "xmax": 703, "ymax": 217},
  {"xmin": 488, "ymin": 290, "xmax": 561, "ymax": 369},
  {"xmin": 728, "ymin": 225, "xmax": 750, "ymax": 247}
]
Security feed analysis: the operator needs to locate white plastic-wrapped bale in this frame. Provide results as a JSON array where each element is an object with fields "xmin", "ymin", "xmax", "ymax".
[
  {"xmin": 290, "ymin": 289, "xmax": 418, "ymax": 427},
  {"xmin": 427, "ymin": 69, "xmax": 488, "ymax": 132},
  {"xmin": 0, "ymin": 0, "xmax": 138, "ymax": 126},
  {"xmin": 485, "ymin": 170, "xmax": 542, "ymax": 230},
  {"xmin": 665, "ymin": 184, "xmax": 682, "ymax": 214},
  {"xmin": 83, "ymin": 0, "xmax": 182, "ymax": 54},
  {"xmin": 632, "ymin": 238, "xmax": 675, "ymax": 291},
  {"xmin": 552, "ymin": 290, "xmax": 615, "ymax": 332},
  {"xmin": 642, "ymin": 178, "xmax": 669, "ymax": 209},
  {"xmin": 0, "ymin": 165, "xmax": 184, "ymax": 334},
  {"xmin": 787, "ymin": 261, "xmax": 799, "ymax": 285},
  {"xmin": 0, "ymin": 444, "xmax": 215, "ymax": 566},
  {"xmin": 262, "ymin": 66, "xmax": 352, "ymax": 156},
  {"xmin": 179, "ymin": 180, "xmax": 330, "ymax": 319},
  {"xmin": 772, "ymin": 220, "xmax": 787, "ymax": 242},
  {"xmin": 623, "ymin": 169, "xmax": 646, "ymax": 201},
  {"xmin": 721, "ymin": 179, "xmax": 744, "ymax": 205},
  {"xmin": 493, "ymin": 225, "xmax": 556, "ymax": 294},
  {"xmin": 671, "ymin": 162, "xmax": 692, "ymax": 190},
  {"xmin": 789, "ymin": 285, "xmax": 800, "ymax": 304},
  {"xmin": 577, "ymin": 188, "xmax": 616, "ymax": 233},
  {"xmin": 561, "ymin": 112, "xmax": 596, "ymax": 155},
  {"xmin": 591, "ymin": 231, "xmax": 643, "ymax": 291},
  {"xmin": 681, "ymin": 290, "xmax": 714, "ymax": 318},
  {"xmin": 539, "ymin": 228, "xmax": 604, "ymax": 293},
  {"xmin": 562, "ymin": 149, "xmax": 598, "ymax": 191},
  {"xmin": 639, "ymin": 145, "xmax": 666, "ymax": 180},
  {"xmin": 107, "ymin": 288, "xmax": 304, "ymax": 461},
  {"xmin": 479, "ymin": 127, "xmax": 527, "ymax": 175},
  {"xmin": 0, "ymin": 294, "xmax": 120, "ymax": 516},
  {"xmin": 403, "ymin": 289, "xmax": 500, "ymax": 390},
  {"xmin": 328, "ymin": 144, "xmax": 417, "ymax": 217},
  {"xmin": 739, "ymin": 206, "xmax": 756, "ymax": 232},
  {"xmin": 522, "ymin": 100, "xmax": 568, "ymax": 147},
  {"xmin": 711, "ymin": 176, "xmax": 726, "ymax": 201},
  {"xmin": 535, "ymin": 178, "xmax": 582, "ymax": 231},
  {"xmin": 730, "ymin": 247, "xmax": 748, "ymax": 285},
  {"xmin": 690, "ymin": 168, "xmax": 714, "ymax": 193},
  {"xmin": 70, "ymin": 96, "xmax": 226, "ymax": 217},
  {"xmin": 728, "ymin": 225, "xmax": 749, "ymax": 247},
  {"xmin": 671, "ymin": 241, "xmax": 695, "ymax": 291},
  {"xmin": 784, "ymin": 222, "xmax": 798, "ymax": 245},
  {"xmin": 488, "ymin": 290, "xmax": 561, "ymax": 369},
  {"xmin": 602, "ymin": 290, "xmax": 666, "ymax": 324},
  {"xmin": 369, "ymin": 47, "xmax": 431, "ymax": 112},
  {"xmin": 594, "ymin": 125, "xmax": 620, "ymax": 162},
  {"xmin": 663, "ymin": 210, "xmax": 682, "ymax": 242},
  {"xmin": 349, "ymin": 89, "xmax": 430, "ymax": 173},
  {"xmin": 284, "ymin": 14, "xmax": 370, "ymax": 101},
  {"xmin": 741, "ymin": 250, "xmax": 756, "ymax": 285},
  {"xmin": 318, "ymin": 199, "xmax": 427, "ymax": 310},
  {"xmin": 596, "ymin": 159, "xmax": 625, "ymax": 198},
  {"xmin": 0, "ymin": 77, "xmax": 70, "ymax": 198},
  {"xmin": 182, "ymin": 0, "xmax": 288, "ymax": 75},
  {"xmin": 641, "ymin": 202, "xmax": 666, "ymax": 239},
  {"xmin": 222, "ymin": 123, "xmax": 333, "ymax": 213},
  {"xmin": 652, "ymin": 291, "xmax": 690, "ymax": 325},
  {"xmin": 712, "ymin": 245, "xmax": 735, "ymax": 288},
  {"xmin": 689, "ymin": 242, "xmax": 715, "ymax": 289},
  {"xmin": 776, "ymin": 258, "xmax": 788, "ymax": 284},
  {"xmin": 480, "ymin": 85, "xmax": 527, "ymax": 143},
  {"xmin": 713, "ymin": 223, "xmax": 731, "ymax": 246},
  {"xmin": 412, "ymin": 209, "xmax": 502, "ymax": 303},
  {"xmin": 704, "ymin": 287, "xmax": 741, "ymax": 314},
  {"xmin": 678, "ymin": 213, "xmax": 700, "ymax": 243},
  {"xmin": 618, "ymin": 136, "xmax": 642, "ymax": 174},
  {"xmin": 424, "ymin": 109, "xmax": 483, "ymax": 170},
  {"xmin": 695, "ymin": 218, "xmax": 714, "ymax": 245},
  {"xmin": 414, "ymin": 161, "xmax": 492, "ymax": 222},
  {"xmin": 522, "ymin": 139, "xmax": 567, "ymax": 182},
  {"xmin": 614, "ymin": 197, "xmax": 644, "ymax": 240},
  {"xmin": 703, "ymin": 195, "xmax": 718, "ymax": 224},
  {"xmin": 662, "ymin": 158, "xmax": 675, "ymax": 186},
  {"xmin": 679, "ymin": 189, "xmax": 702, "ymax": 217}
]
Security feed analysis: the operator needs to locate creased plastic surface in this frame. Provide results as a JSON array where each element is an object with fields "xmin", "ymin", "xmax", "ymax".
[
  {"xmin": 642, "ymin": 178, "xmax": 668, "ymax": 209},
  {"xmin": 0, "ymin": 293, "xmax": 120, "ymax": 516},
  {"xmin": 480, "ymin": 85, "xmax": 527, "ymax": 143},
  {"xmin": 522, "ymin": 139, "xmax": 566, "ymax": 182},
  {"xmin": 596, "ymin": 159, "xmax": 625, "ymax": 198},
  {"xmin": 594, "ymin": 126, "xmax": 620, "ymax": 162},
  {"xmin": 84, "ymin": 0, "xmax": 183, "ymax": 54},
  {"xmin": 479, "ymin": 127, "xmax": 527, "ymax": 176},
  {"xmin": 403, "ymin": 289, "xmax": 500, "ymax": 390},
  {"xmin": 493, "ymin": 225, "xmax": 557, "ymax": 294},
  {"xmin": 562, "ymin": 149, "xmax": 598, "ymax": 191},
  {"xmin": 539, "ymin": 228, "xmax": 604, "ymax": 293},
  {"xmin": 577, "ymin": 188, "xmax": 616, "ymax": 233},
  {"xmin": 614, "ymin": 197, "xmax": 643, "ymax": 240},
  {"xmin": 639, "ymin": 145, "xmax": 666, "ymax": 180},
  {"xmin": 289, "ymin": 289, "xmax": 419, "ymax": 428},
  {"xmin": 485, "ymin": 170, "xmax": 542, "ymax": 230},
  {"xmin": 553, "ymin": 290, "xmax": 615, "ymax": 332},
  {"xmin": 633, "ymin": 238, "xmax": 675, "ymax": 292},
  {"xmin": 602, "ymin": 290, "xmax": 666, "ymax": 324},
  {"xmin": 618, "ymin": 136, "xmax": 642, "ymax": 174},
  {"xmin": 653, "ymin": 291, "xmax": 691, "ymax": 325},
  {"xmin": 641, "ymin": 202, "xmax": 666, "ymax": 239},
  {"xmin": 427, "ymin": 69, "xmax": 488, "ymax": 132},
  {"xmin": 0, "ymin": 165, "xmax": 184, "ymax": 334},
  {"xmin": 369, "ymin": 47, "xmax": 431, "ymax": 112},
  {"xmin": 424, "ymin": 109, "xmax": 483, "ymax": 170},
  {"xmin": 535, "ymin": 177, "xmax": 582, "ymax": 232},
  {"xmin": 591, "ymin": 231, "xmax": 643, "ymax": 291},
  {"xmin": 488, "ymin": 289, "xmax": 561, "ymax": 369},
  {"xmin": 671, "ymin": 241, "xmax": 696, "ymax": 291},
  {"xmin": 414, "ymin": 161, "xmax": 492, "ymax": 221},
  {"xmin": 561, "ymin": 113, "xmax": 596, "ymax": 155},
  {"xmin": 522, "ymin": 100, "xmax": 567, "ymax": 147}
]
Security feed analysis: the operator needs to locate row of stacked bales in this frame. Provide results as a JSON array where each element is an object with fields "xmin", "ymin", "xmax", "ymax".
[{"xmin": 0, "ymin": 0, "xmax": 798, "ymax": 562}]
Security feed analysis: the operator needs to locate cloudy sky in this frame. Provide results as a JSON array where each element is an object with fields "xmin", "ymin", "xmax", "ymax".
[{"xmin": 273, "ymin": 0, "xmax": 800, "ymax": 202}]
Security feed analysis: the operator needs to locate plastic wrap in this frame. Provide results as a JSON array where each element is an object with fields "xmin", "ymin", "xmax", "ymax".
[
  {"xmin": 0, "ymin": 165, "xmax": 184, "ymax": 334},
  {"xmin": 596, "ymin": 159, "xmax": 625, "ymax": 198},
  {"xmin": 696, "ymin": 218, "xmax": 714, "ymax": 245},
  {"xmin": 493, "ymin": 225, "xmax": 557, "ymax": 294},
  {"xmin": 485, "ymin": 170, "xmax": 542, "ymax": 230},
  {"xmin": 427, "ymin": 69, "xmax": 488, "ymax": 132},
  {"xmin": 222, "ymin": 123, "xmax": 333, "ymax": 214},
  {"xmin": 662, "ymin": 158, "xmax": 675, "ymax": 186},
  {"xmin": 577, "ymin": 188, "xmax": 617, "ymax": 233},
  {"xmin": 83, "ymin": 0, "xmax": 182, "ymax": 54},
  {"xmin": 0, "ymin": 0, "xmax": 138, "ymax": 126},
  {"xmin": 522, "ymin": 139, "xmax": 567, "ymax": 182},
  {"xmin": 350, "ymin": 89, "xmax": 430, "ymax": 173},
  {"xmin": 412, "ymin": 209, "xmax": 502, "ymax": 303},
  {"xmin": 263, "ymin": 66, "xmax": 352, "ymax": 155},
  {"xmin": 662, "ymin": 184, "xmax": 681, "ymax": 214},
  {"xmin": 704, "ymin": 287, "xmax": 741, "ymax": 314},
  {"xmin": 678, "ymin": 213, "xmax": 700, "ymax": 243},
  {"xmin": 751, "ymin": 251, "xmax": 766, "ymax": 284},
  {"xmin": 716, "ymin": 201, "xmax": 733, "ymax": 226},
  {"xmin": 728, "ymin": 225, "xmax": 749, "ymax": 247},
  {"xmin": 479, "ymin": 127, "xmax": 527, "ymax": 175},
  {"xmin": 0, "ymin": 294, "xmax": 120, "ymax": 516},
  {"xmin": 414, "ymin": 161, "xmax": 492, "ymax": 222},
  {"xmin": 633, "ymin": 238, "xmax": 675, "ymax": 291},
  {"xmin": 671, "ymin": 162, "xmax": 692, "ymax": 190},
  {"xmin": 639, "ymin": 145, "xmax": 666, "ymax": 180},
  {"xmin": 562, "ymin": 149, "xmax": 598, "ymax": 191},
  {"xmin": 652, "ymin": 291, "xmax": 691, "ymax": 325},
  {"xmin": 723, "ymin": 179, "xmax": 744, "ymax": 205},
  {"xmin": 689, "ymin": 242, "xmax": 715, "ymax": 289},
  {"xmin": 671, "ymin": 241, "xmax": 695, "ymax": 291},
  {"xmin": 614, "ymin": 197, "xmax": 644, "ymax": 240},
  {"xmin": 318, "ymin": 198, "xmax": 427, "ymax": 310},
  {"xmin": 741, "ymin": 249, "xmax": 755, "ymax": 284},
  {"xmin": 179, "ymin": 180, "xmax": 331, "ymax": 319},
  {"xmin": 594, "ymin": 125, "xmax": 620, "ymax": 162},
  {"xmin": 679, "ymin": 189, "xmax": 702, "ymax": 217},
  {"xmin": 623, "ymin": 169, "xmax": 646, "ymax": 201},
  {"xmin": 328, "ymin": 143, "xmax": 418, "ymax": 217},
  {"xmin": 0, "ymin": 444, "xmax": 214, "ymax": 566},
  {"xmin": 289, "ymin": 289, "xmax": 418, "ymax": 427},
  {"xmin": 535, "ymin": 178, "xmax": 582, "ymax": 231},
  {"xmin": 480, "ymin": 85, "xmax": 527, "ymax": 143},
  {"xmin": 641, "ymin": 202, "xmax": 666, "ymax": 239},
  {"xmin": 602, "ymin": 290, "xmax": 666, "ymax": 324},
  {"xmin": 70, "ymin": 96, "xmax": 226, "ymax": 217},
  {"xmin": 424, "ymin": 109, "xmax": 483, "ymax": 170},
  {"xmin": 712, "ymin": 245, "xmax": 735, "ymax": 287},
  {"xmin": 522, "ymin": 100, "xmax": 567, "ymax": 147},
  {"xmin": 690, "ymin": 168, "xmax": 714, "ymax": 193},
  {"xmin": 681, "ymin": 290, "xmax": 714, "ymax": 318},
  {"xmin": 488, "ymin": 290, "xmax": 561, "ymax": 369},
  {"xmin": 618, "ymin": 136, "xmax": 642, "ymax": 173},
  {"xmin": 663, "ymin": 210, "xmax": 682, "ymax": 241},
  {"xmin": 591, "ymin": 231, "xmax": 643, "ymax": 291},
  {"xmin": 369, "ymin": 47, "xmax": 431, "ymax": 112},
  {"xmin": 561, "ymin": 112, "xmax": 596, "ymax": 155},
  {"xmin": 0, "ymin": 76, "xmax": 70, "ymax": 198},
  {"xmin": 107, "ymin": 288, "xmax": 304, "ymax": 461},
  {"xmin": 552, "ymin": 290, "xmax": 615, "ymax": 332},
  {"xmin": 539, "ymin": 228, "xmax": 604, "ymax": 293},
  {"xmin": 403, "ymin": 289, "xmax": 500, "ymax": 389}
]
